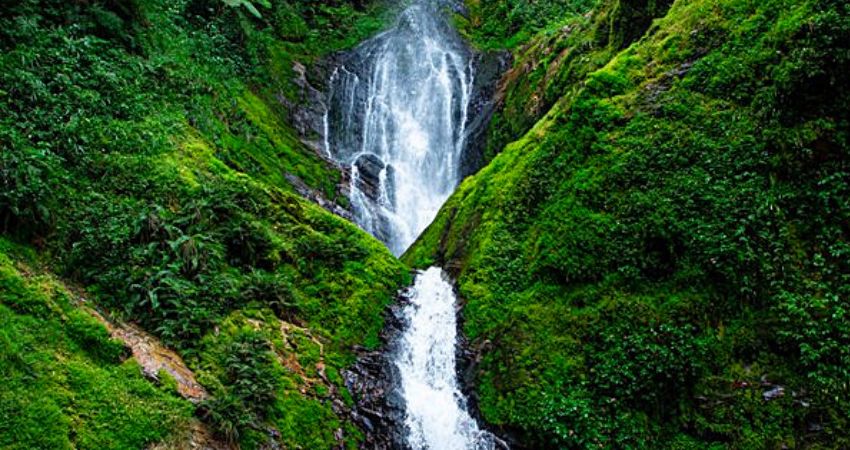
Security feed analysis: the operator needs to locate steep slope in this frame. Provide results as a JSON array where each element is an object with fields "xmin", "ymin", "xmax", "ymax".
[
  {"xmin": 409, "ymin": 0, "xmax": 850, "ymax": 447},
  {"xmin": 0, "ymin": 0, "xmax": 407, "ymax": 448},
  {"xmin": 0, "ymin": 239, "xmax": 194, "ymax": 448}
]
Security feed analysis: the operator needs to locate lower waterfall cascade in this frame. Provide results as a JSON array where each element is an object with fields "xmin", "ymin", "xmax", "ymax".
[{"xmin": 395, "ymin": 268, "xmax": 497, "ymax": 450}]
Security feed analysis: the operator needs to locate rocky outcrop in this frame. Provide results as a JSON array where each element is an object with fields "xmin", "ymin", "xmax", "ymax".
[
  {"xmin": 459, "ymin": 50, "xmax": 512, "ymax": 179},
  {"xmin": 277, "ymin": 59, "xmax": 356, "ymax": 222},
  {"xmin": 104, "ymin": 319, "xmax": 209, "ymax": 402},
  {"xmin": 278, "ymin": 61, "xmax": 331, "ymax": 153},
  {"xmin": 343, "ymin": 294, "xmax": 410, "ymax": 449},
  {"xmin": 352, "ymin": 153, "xmax": 396, "ymax": 205},
  {"xmin": 284, "ymin": 173, "xmax": 353, "ymax": 221}
]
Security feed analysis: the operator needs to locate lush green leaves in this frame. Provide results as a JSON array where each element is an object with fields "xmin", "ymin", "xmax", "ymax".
[{"xmin": 0, "ymin": 0, "xmax": 404, "ymax": 447}]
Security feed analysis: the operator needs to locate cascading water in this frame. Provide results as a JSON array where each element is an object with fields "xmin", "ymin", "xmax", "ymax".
[
  {"xmin": 324, "ymin": 0, "xmax": 473, "ymax": 256},
  {"xmin": 324, "ymin": 1, "xmax": 502, "ymax": 449},
  {"xmin": 396, "ymin": 267, "xmax": 497, "ymax": 449}
]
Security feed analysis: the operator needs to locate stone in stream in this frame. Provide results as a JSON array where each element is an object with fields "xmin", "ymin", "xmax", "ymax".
[{"xmin": 352, "ymin": 153, "xmax": 396, "ymax": 206}]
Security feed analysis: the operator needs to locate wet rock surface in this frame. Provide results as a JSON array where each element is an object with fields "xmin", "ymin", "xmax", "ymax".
[
  {"xmin": 353, "ymin": 153, "xmax": 396, "ymax": 205},
  {"xmin": 459, "ymin": 49, "xmax": 513, "ymax": 179},
  {"xmin": 278, "ymin": 61, "xmax": 331, "ymax": 153},
  {"xmin": 344, "ymin": 294, "xmax": 411, "ymax": 449}
]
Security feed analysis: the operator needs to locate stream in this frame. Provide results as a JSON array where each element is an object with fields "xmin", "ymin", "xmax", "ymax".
[{"xmin": 324, "ymin": 1, "xmax": 500, "ymax": 448}]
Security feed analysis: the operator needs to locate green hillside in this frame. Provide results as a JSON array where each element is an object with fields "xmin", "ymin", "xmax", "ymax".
[
  {"xmin": 408, "ymin": 0, "xmax": 850, "ymax": 447},
  {"xmin": 1, "ymin": 0, "xmax": 406, "ymax": 448},
  {"xmin": 2, "ymin": 0, "xmax": 848, "ymax": 448},
  {"xmin": 0, "ymin": 238, "xmax": 193, "ymax": 448}
]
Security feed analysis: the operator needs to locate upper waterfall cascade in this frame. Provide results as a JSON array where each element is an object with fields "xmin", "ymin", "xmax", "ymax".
[{"xmin": 324, "ymin": 0, "xmax": 474, "ymax": 256}]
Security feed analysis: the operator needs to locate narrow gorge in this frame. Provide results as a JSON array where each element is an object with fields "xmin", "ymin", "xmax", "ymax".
[{"xmin": 2, "ymin": 0, "xmax": 848, "ymax": 448}]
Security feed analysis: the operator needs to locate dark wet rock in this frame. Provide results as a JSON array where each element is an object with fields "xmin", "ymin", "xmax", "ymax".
[
  {"xmin": 353, "ymin": 153, "xmax": 396, "ymax": 205},
  {"xmin": 321, "ymin": 47, "xmax": 377, "ymax": 163},
  {"xmin": 277, "ymin": 62, "xmax": 328, "ymax": 153},
  {"xmin": 353, "ymin": 153, "xmax": 385, "ymax": 197},
  {"xmin": 344, "ymin": 292, "xmax": 411, "ymax": 450},
  {"xmin": 459, "ymin": 49, "xmax": 512, "ymax": 179},
  {"xmin": 284, "ymin": 173, "xmax": 353, "ymax": 221}
]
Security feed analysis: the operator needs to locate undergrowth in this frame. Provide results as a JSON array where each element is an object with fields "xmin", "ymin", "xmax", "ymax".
[{"xmin": 0, "ymin": 0, "xmax": 406, "ymax": 447}]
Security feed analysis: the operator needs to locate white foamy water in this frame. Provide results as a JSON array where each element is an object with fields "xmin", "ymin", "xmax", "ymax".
[
  {"xmin": 325, "ymin": 0, "xmax": 473, "ymax": 256},
  {"xmin": 396, "ymin": 268, "xmax": 496, "ymax": 450}
]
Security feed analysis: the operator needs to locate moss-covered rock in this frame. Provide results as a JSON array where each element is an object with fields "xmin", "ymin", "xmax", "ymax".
[
  {"xmin": 409, "ymin": 0, "xmax": 850, "ymax": 447},
  {"xmin": 0, "ymin": 0, "xmax": 406, "ymax": 447}
]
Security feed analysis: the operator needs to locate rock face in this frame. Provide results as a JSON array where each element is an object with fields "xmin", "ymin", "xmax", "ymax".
[
  {"xmin": 276, "ymin": 58, "xmax": 357, "ymax": 220},
  {"xmin": 353, "ymin": 153, "xmax": 397, "ymax": 206},
  {"xmin": 459, "ymin": 49, "xmax": 512, "ymax": 179},
  {"xmin": 278, "ymin": 61, "xmax": 333, "ymax": 153},
  {"xmin": 344, "ymin": 296, "xmax": 410, "ymax": 449}
]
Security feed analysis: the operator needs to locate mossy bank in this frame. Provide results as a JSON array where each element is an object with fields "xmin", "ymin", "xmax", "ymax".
[
  {"xmin": 408, "ymin": 0, "xmax": 850, "ymax": 447},
  {"xmin": 1, "ymin": 0, "xmax": 407, "ymax": 448}
]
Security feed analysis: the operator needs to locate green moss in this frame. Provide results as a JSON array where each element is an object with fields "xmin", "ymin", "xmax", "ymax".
[
  {"xmin": 0, "ymin": 243, "xmax": 193, "ymax": 449},
  {"xmin": 409, "ymin": 0, "xmax": 850, "ymax": 447},
  {"xmin": 0, "ymin": 0, "xmax": 406, "ymax": 447}
]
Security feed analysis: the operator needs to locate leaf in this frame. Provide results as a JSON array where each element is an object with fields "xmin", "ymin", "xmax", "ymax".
[
  {"xmin": 221, "ymin": 0, "xmax": 265, "ymax": 19},
  {"xmin": 242, "ymin": 2, "xmax": 262, "ymax": 19}
]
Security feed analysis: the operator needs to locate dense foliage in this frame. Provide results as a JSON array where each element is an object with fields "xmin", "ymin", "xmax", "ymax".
[
  {"xmin": 0, "ymin": 0, "xmax": 406, "ymax": 447},
  {"xmin": 457, "ymin": 0, "xmax": 599, "ymax": 50},
  {"xmin": 409, "ymin": 0, "xmax": 850, "ymax": 447},
  {"xmin": 4, "ymin": 0, "xmax": 849, "ymax": 447}
]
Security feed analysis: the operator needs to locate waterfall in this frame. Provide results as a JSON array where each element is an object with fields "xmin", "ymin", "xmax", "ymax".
[
  {"xmin": 395, "ymin": 267, "xmax": 497, "ymax": 450},
  {"xmin": 325, "ymin": 0, "xmax": 474, "ymax": 256},
  {"xmin": 325, "ymin": 2, "xmax": 500, "ymax": 448}
]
